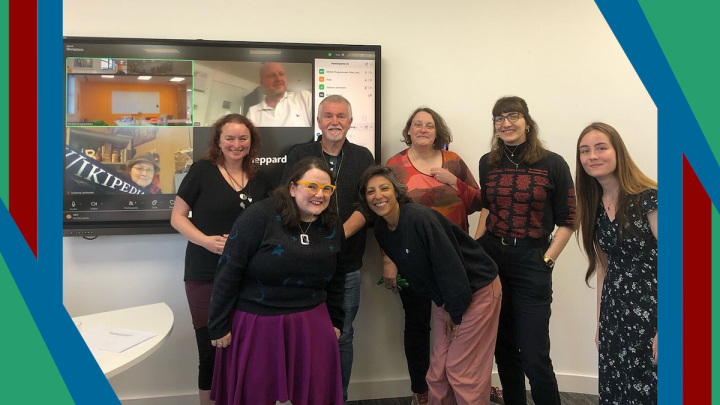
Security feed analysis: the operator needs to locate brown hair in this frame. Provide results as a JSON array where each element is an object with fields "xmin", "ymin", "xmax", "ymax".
[
  {"xmin": 401, "ymin": 107, "xmax": 453, "ymax": 150},
  {"xmin": 203, "ymin": 114, "xmax": 261, "ymax": 178},
  {"xmin": 271, "ymin": 156, "xmax": 338, "ymax": 228},
  {"xmin": 487, "ymin": 96, "xmax": 545, "ymax": 166},
  {"xmin": 574, "ymin": 122, "xmax": 657, "ymax": 285},
  {"xmin": 357, "ymin": 165, "xmax": 413, "ymax": 219}
]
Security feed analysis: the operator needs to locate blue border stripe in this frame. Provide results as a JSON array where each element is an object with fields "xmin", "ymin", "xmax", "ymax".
[
  {"xmin": 597, "ymin": 1, "xmax": 700, "ymax": 403},
  {"xmin": 33, "ymin": 0, "xmax": 121, "ymax": 403}
]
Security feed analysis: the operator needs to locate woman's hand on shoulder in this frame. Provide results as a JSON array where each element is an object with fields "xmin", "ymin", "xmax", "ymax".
[{"xmin": 334, "ymin": 327, "xmax": 341, "ymax": 340}]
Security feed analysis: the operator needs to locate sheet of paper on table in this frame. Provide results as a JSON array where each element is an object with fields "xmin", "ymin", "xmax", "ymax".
[{"xmin": 81, "ymin": 325, "xmax": 157, "ymax": 353}]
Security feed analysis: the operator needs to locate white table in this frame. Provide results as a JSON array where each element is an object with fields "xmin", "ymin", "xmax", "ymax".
[{"xmin": 73, "ymin": 303, "xmax": 174, "ymax": 378}]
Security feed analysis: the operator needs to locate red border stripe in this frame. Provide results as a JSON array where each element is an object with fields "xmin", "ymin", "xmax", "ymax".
[
  {"xmin": 682, "ymin": 154, "xmax": 711, "ymax": 402},
  {"xmin": 8, "ymin": 0, "xmax": 38, "ymax": 257}
]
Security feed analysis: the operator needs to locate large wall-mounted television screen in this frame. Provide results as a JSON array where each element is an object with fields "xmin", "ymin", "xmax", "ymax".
[{"xmin": 63, "ymin": 37, "xmax": 381, "ymax": 237}]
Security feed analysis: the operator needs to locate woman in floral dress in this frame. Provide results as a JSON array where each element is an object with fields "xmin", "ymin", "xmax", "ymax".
[{"xmin": 575, "ymin": 122, "xmax": 657, "ymax": 404}]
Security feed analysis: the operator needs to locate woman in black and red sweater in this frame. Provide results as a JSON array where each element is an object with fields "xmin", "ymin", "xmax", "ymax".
[{"xmin": 474, "ymin": 96, "xmax": 576, "ymax": 405}]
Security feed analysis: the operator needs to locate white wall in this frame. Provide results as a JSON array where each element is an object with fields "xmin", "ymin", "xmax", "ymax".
[{"xmin": 63, "ymin": 0, "xmax": 657, "ymax": 402}]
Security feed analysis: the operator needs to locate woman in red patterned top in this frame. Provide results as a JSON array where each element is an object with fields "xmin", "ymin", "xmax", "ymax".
[{"xmin": 384, "ymin": 107, "xmax": 482, "ymax": 405}]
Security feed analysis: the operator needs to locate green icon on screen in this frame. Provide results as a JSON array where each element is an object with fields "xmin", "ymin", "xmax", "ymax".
[
  {"xmin": 319, "ymin": 69, "xmax": 325, "ymax": 74},
  {"xmin": 319, "ymin": 84, "xmax": 325, "ymax": 90},
  {"xmin": 327, "ymin": 52, "xmax": 332, "ymax": 56}
]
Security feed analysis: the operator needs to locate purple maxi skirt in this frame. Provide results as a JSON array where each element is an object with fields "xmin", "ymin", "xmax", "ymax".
[{"xmin": 210, "ymin": 303, "xmax": 343, "ymax": 405}]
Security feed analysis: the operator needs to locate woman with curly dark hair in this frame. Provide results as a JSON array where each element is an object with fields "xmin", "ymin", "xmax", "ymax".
[{"xmin": 208, "ymin": 156, "xmax": 346, "ymax": 405}]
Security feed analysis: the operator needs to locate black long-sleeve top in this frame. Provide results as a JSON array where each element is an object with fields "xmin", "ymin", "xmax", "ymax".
[
  {"xmin": 479, "ymin": 143, "xmax": 576, "ymax": 239},
  {"xmin": 374, "ymin": 203, "xmax": 498, "ymax": 325},
  {"xmin": 208, "ymin": 197, "xmax": 347, "ymax": 340}
]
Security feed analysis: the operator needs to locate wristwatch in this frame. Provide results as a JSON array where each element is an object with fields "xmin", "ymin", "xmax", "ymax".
[{"xmin": 543, "ymin": 255, "xmax": 555, "ymax": 269}]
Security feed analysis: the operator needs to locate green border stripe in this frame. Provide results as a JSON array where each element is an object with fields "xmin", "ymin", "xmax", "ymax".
[
  {"xmin": 0, "ymin": 0, "xmax": 9, "ymax": 208},
  {"xmin": 0, "ymin": 253, "xmax": 76, "ymax": 404},
  {"xmin": 638, "ymin": 0, "xmax": 720, "ymax": 163}
]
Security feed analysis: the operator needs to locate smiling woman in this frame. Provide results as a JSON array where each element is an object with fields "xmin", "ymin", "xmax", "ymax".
[
  {"xmin": 384, "ymin": 107, "xmax": 482, "ymax": 403},
  {"xmin": 170, "ymin": 113, "xmax": 272, "ymax": 405},
  {"xmin": 207, "ymin": 156, "xmax": 347, "ymax": 405},
  {"xmin": 575, "ymin": 122, "xmax": 658, "ymax": 404},
  {"xmin": 358, "ymin": 165, "xmax": 500, "ymax": 405},
  {"xmin": 475, "ymin": 96, "xmax": 576, "ymax": 405}
]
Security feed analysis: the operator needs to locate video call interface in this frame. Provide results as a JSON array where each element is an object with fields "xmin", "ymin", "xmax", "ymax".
[{"xmin": 63, "ymin": 39, "xmax": 379, "ymax": 227}]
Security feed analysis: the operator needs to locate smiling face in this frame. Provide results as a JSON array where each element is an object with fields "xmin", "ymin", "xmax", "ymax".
[
  {"xmin": 579, "ymin": 129, "xmax": 617, "ymax": 181},
  {"xmin": 290, "ymin": 168, "xmax": 332, "ymax": 221},
  {"xmin": 494, "ymin": 111, "xmax": 528, "ymax": 146},
  {"xmin": 408, "ymin": 111, "xmax": 437, "ymax": 149},
  {"xmin": 364, "ymin": 175, "xmax": 400, "ymax": 220},
  {"xmin": 219, "ymin": 122, "xmax": 251, "ymax": 163},
  {"xmin": 317, "ymin": 101, "xmax": 353, "ymax": 143},
  {"xmin": 130, "ymin": 162, "xmax": 155, "ymax": 187},
  {"xmin": 259, "ymin": 62, "xmax": 287, "ymax": 97}
]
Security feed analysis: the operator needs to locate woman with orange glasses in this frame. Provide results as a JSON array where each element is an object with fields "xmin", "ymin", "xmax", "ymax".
[{"xmin": 208, "ymin": 156, "xmax": 346, "ymax": 405}]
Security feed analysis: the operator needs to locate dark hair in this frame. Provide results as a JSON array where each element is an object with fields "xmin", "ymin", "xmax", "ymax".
[
  {"xmin": 203, "ymin": 114, "xmax": 261, "ymax": 178},
  {"xmin": 487, "ymin": 96, "xmax": 545, "ymax": 166},
  {"xmin": 574, "ymin": 122, "xmax": 657, "ymax": 285},
  {"xmin": 271, "ymin": 156, "xmax": 338, "ymax": 228},
  {"xmin": 401, "ymin": 107, "xmax": 453, "ymax": 150},
  {"xmin": 357, "ymin": 165, "xmax": 413, "ymax": 219}
]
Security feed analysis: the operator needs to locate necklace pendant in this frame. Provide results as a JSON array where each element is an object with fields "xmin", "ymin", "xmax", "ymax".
[
  {"xmin": 240, "ymin": 202, "xmax": 246, "ymax": 209},
  {"xmin": 300, "ymin": 234, "xmax": 310, "ymax": 245},
  {"xmin": 248, "ymin": 197, "xmax": 252, "ymax": 202},
  {"xmin": 239, "ymin": 193, "xmax": 247, "ymax": 200}
]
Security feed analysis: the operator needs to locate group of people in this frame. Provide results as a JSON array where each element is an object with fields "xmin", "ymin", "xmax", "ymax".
[{"xmin": 170, "ymin": 94, "xmax": 657, "ymax": 405}]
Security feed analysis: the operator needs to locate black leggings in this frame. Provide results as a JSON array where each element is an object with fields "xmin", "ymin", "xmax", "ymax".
[{"xmin": 194, "ymin": 326, "xmax": 216, "ymax": 390}]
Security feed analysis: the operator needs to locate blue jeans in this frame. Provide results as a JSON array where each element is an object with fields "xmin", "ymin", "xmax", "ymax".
[{"xmin": 339, "ymin": 269, "xmax": 361, "ymax": 402}]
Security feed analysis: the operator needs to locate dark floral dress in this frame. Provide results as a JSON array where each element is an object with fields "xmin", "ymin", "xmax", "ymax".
[{"xmin": 597, "ymin": 188, "xmax": 657, "ymax": 404}]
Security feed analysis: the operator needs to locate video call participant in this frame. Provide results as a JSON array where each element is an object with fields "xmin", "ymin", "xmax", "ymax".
[
  {"xmin": 475, "ymin": 96, "xmax": 575, "ymax": 405},
  {"xmin": 126, "ymin": 152, "xmax": 162, "ymax": 194},
  {"xmin": 208, "ymin": 157, "xmax": 347, "ymax": 405},
  {"xmin": 383, "ymin": 107, "xmax": 482, "ymax": 405},
  {"xmin": 246, "ymin": 62, "xmax": 312, "ymax": 127},
  {"xmin": 171, "ymin": 114, "xmax": 272, "ymax": 405},
  {"xmin": 575, "ymin": 123, "xmax": 657, "ymax": 404},
  {"xmin": 360, "ymin": 166, "xmax": 501, "ymax": 405},
  {"xmin": 281, "ymin": 95, "xmax": 375, "ymax": 403}
]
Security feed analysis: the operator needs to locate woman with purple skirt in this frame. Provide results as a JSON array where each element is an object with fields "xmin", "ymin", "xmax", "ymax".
[{"xmin": 208, "ymin": 156, "xmax": 346, "ymax": 405}]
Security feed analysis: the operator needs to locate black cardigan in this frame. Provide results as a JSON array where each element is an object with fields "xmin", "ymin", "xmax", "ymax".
[{"xmin": 374, "ymin": 203, "xmax": 498, "ymax": 325}]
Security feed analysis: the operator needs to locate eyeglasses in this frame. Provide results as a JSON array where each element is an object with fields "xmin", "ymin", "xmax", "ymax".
[
  {"xmin": 492, "ymin": 113, "xmax": 524, "ymax": 125},
  {"xmin": 295, "ymin": 181, "xmax": 336, "ymax": 196},
  {"xmin": 132, "ymin": 166, "xmax": 155, "ymax": 174}
]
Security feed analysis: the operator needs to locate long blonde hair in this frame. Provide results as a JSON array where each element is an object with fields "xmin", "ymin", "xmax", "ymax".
[{"xmin": 574, "ymin": 122, "xmax": 657, "ymax": 284}]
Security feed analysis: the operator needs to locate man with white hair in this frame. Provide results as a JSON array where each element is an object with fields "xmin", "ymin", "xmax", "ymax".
[{"xmin": 246, "ymin": 62, "xmax": 312, "ymax": 127}]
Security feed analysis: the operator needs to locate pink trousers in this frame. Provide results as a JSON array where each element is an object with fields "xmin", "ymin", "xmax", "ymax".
[{"xmin": 427, "ymin": 276, "xmax": 502, "ymax": 405}]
